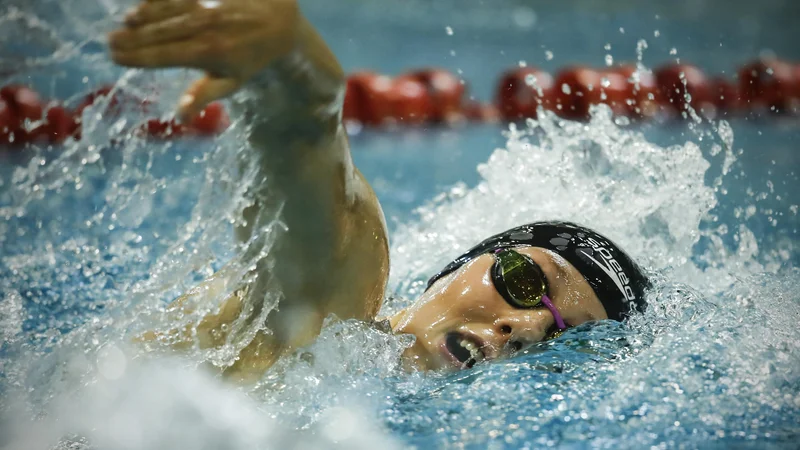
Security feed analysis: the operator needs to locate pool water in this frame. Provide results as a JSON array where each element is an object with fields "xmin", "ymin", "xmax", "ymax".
[{"xmin": 1, "ymin": 0, "xmax": 799, "ymax": 449}]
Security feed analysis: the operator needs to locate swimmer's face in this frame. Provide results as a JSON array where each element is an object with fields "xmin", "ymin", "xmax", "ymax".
[{"xmin": 389, "ymin": 247, "xmax": 607, "ymax": 372}]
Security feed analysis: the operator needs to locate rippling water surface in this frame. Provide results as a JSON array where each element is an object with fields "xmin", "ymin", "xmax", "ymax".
[{"xmin": 1, "ymin": 1, "xmax": 799, "ymax": 449}]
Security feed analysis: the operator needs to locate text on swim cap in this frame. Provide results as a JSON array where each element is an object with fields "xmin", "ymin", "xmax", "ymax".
[{"xmin": 582, "ymin": 237, "xmax": 636, "ymax": 303}]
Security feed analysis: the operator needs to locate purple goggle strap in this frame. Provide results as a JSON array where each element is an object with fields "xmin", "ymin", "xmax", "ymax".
[{"xmin": 540, "ymin": 294, "xmax": 567, "ymax": 330}]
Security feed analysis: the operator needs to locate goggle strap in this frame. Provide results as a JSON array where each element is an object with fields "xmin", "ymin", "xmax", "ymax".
[{"xmin": 540, "ymin": 294, "xmax": 567, "ymax": 330}]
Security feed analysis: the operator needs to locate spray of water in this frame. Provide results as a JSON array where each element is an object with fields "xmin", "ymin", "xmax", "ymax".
[
  {"xmin": 1, "ymin": 1, "xmax": 798, "ymax": 449},
  {"xmin": 389, "ymin": 106, "xmax": 741, "ymax": 306}
]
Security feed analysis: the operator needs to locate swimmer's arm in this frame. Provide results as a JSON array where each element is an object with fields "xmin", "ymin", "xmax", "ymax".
[
  {"xmin": 230, "ymin": 14, "xmax": 390, "ymax": 332},
  {"xmin": 110, "ymin": 0, "xmax": 389, "ymax": 373},
  {"xmin": 199, "ymin": 15, "xmax": 390, "ymax": 381}
]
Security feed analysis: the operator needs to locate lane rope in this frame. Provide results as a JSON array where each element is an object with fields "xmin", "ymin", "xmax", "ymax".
[{"xmin": 1, "ymin": 58, "xmax": 798, "ymax": 149}]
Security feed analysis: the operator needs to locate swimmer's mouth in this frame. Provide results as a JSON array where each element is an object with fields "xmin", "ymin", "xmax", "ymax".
[{"xmin": 445, "ymin": 332, "xmax": 486, "ymax": 369}]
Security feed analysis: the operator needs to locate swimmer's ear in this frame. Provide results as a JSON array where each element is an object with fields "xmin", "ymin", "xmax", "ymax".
[{"xmin": 178, "ymin": 75, "xmax": 239, "ymax": 122}]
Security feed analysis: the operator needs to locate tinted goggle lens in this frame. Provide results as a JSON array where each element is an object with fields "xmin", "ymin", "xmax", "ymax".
[{"xmin": 491, "ymin": 249, "xmax": 548, "ymax": 308}]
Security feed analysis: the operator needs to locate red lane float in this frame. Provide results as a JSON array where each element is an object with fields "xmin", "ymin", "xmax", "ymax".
[
  {"xmin": 0, "ymin": 84, "xmax": 231, "ymax": 149},
  {"xmin": 140, "ymin": 102, "xmax": 230, "ymax": 139},
  {"xmin": 495, "ymin": 67, "xmax": 554, "ymax": 120},
  {"xmin": 708, "ymin": 78, "xmax": 742, "ymax": 117},
  {"xmin": 553, "ymin": 67, "xmax": 607, "ymax": 120},
  {"xmin": 408, "ymin": 68, "xmax": 466, "ymax": 123},
  {"xmin": 343, "ymin": 72, "xmax": 395, "ymax": 125},
  {"xmin": 139, "ymin": 118, "xmax": 186, "ymax": 138},
  {"xmin": 654, "ymin": 63, "xmax": 715, "ymax": 117},
  {"xmin": 3, "ymin": 59, "xmax": 799, "ymax": 150},
  {"xmin": 551, "ymin": 66, "xmax": 661, "ymax": 121},
  {"xmin": 595, "ymin": 69, "xmax": 633, "ymax": 118},
  {"xmin": 794, "ymin": 64, "xmax": 800, "ymax": 100},
  {"xmin": 43, "ymin": 104, "xmax": 78, "ymax": 144},
  {"xmin": 344, "ymin": 71, "xmax": 458, "ymax": 126},
  {"xmin": 610, "ymin": 65, "xmax": 661, "ymax": 119},
  {"xmin": 0, "ymin": 85, "xmax": 45, "ymax": 145},
  {"xmin": 343, "ymin": 68, "xmax": 468, "ymax": 126},
  {"xmin": 190, "ymin": 102, "xmax": 230, "ymax": 135},
  {"xmin": 738, "ymin": 58, "xmax": 798, "ymax": 114},
  {"xmin": 73, "ymin": 85, "xmax": 158, "ymax": 139},
  {"xmin": 388, "ymin": 76, "xmax": 433, "ymax": 125}
]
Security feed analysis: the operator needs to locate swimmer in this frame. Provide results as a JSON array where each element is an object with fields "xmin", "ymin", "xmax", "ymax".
[{"xmin": 109, "ymin": 0, "xmax": 650, "ymax": 381}]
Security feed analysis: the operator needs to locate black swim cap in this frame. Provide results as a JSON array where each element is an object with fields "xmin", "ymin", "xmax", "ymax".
[{"xmin": 426, "ymin": 221, "xmax": 650, "ymax": 321}]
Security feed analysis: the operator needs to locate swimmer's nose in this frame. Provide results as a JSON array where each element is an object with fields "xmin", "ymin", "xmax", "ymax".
[{"xmin": 493, "ymin": 315, "xmax": 551, "ymax": 354}]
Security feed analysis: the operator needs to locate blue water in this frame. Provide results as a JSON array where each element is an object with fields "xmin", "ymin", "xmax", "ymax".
[{"xmin": 1, "ymin": 1, "xmax": 799, "ymax": 449}]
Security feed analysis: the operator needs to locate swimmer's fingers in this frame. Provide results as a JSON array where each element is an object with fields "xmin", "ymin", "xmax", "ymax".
[
  {"xmin": 178, "ymin": 75, "xmax": 239, "ymax": 121},
  {"xmin": 110, "ymin": 40, "xmax": 213, "ymax": 70},
  {"xmin": 124, "ymin": 0, "xmax": 196, "ymax": 27},
  {"xmin": 110, "ymin": 15, "xmax": 211, "ymax": 51}
]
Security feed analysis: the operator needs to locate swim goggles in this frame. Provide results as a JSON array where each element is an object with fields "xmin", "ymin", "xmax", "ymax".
[{"xmin": 491, "ymin": 248, "xmax": 567, "ymax": 332}]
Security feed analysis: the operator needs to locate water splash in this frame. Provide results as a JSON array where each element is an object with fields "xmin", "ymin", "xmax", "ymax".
[
  {"xmin": 388, "ymin": 106, "xmax": 748, "ymax": 307},
  {"xmin": 1, "ymin": 1, "xmax": 799, "ymax": 449}
]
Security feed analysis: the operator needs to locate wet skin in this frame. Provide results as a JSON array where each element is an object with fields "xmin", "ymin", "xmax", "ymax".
[{"xmin": 389, "ymin": 246, "xmax": 608, "ymax": 371}]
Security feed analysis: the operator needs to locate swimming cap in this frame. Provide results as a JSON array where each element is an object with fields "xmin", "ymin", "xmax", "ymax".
[{"xmin": 426, "ymin": 221, "xmax": 650, "ymax": 321}]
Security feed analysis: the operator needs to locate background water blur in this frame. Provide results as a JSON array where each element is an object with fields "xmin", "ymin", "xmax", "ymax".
[{"xmin": 1, "ymin": 0, "xmax": 799, "ymax": 449}]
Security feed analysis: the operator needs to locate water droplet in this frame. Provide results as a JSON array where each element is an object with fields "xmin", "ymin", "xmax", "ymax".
[
  {"xmin": 512, "ymin": 7, "xmax": 537, "ymax": 29},
  {"xmin": 604, "ymin": 43, "xmax": 612, "ymax": 51},
  {"xmin": 670, "ymin": 47, "xmax": 678, "ymax": 55},
  {"xmin": 605, "ymin": 55, "xmax": 614, "ymax": 66},
  {"xmin": 654, "ymin": 30, "xmax": 661, "ymax": 37},
  {"xmin": 445, "ymin": 26, "xmax": 454, "ymax": 36},
  {"xmin": 636, "ymin": 39, "xmax": 649, "ymax": 62},
  {"xmin": 561, "ymin": 83, "xmax": 572, "ymax": 95},
  {"xmin": 545, "ymin": 50, "xmax": 554, "ymax": 61}
]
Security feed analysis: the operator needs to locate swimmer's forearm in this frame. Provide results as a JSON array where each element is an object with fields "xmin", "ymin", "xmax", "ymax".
[
  {"xmin": 231, "ymin": 11, "xmax": 389, "ymax": 321},
  {"xmin": 231, "ymin": 12, "xmax": 352, "ymax": 245}
]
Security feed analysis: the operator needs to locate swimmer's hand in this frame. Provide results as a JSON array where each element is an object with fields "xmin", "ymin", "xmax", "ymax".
[{"xmin": 109, "ymin": 0, "xmax": 300, "ymax": 121}]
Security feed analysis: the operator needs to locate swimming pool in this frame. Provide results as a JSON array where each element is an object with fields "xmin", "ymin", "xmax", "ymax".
[{"xmin": 1, "ymin": 0, "xmax": 799, "ymax": 448}]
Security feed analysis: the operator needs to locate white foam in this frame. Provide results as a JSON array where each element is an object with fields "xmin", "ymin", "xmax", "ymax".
[{"xmin": 1, "ymin": 2, "xmax": 797, "ymax": 448}]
